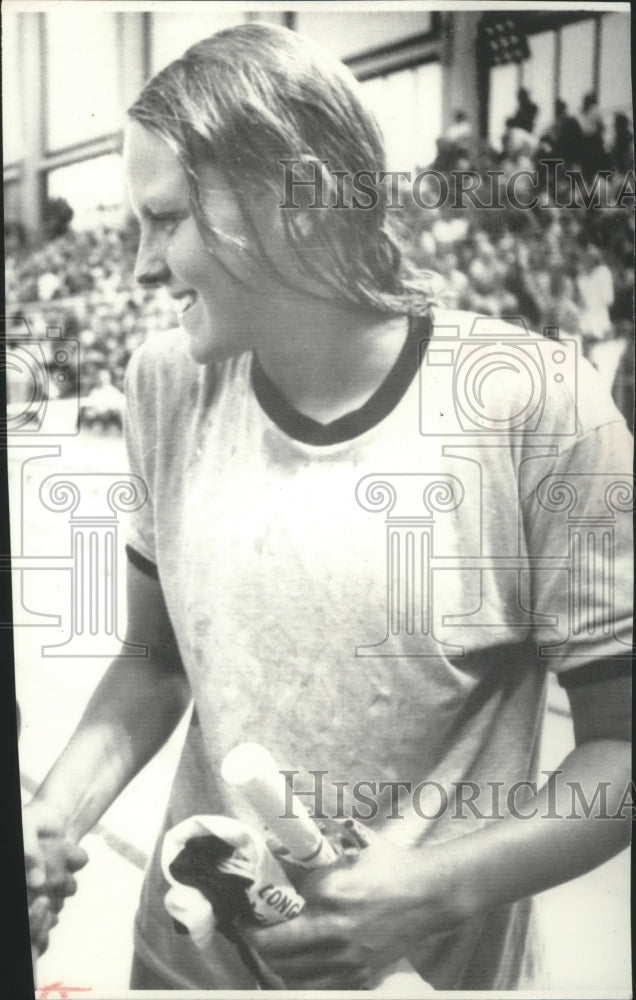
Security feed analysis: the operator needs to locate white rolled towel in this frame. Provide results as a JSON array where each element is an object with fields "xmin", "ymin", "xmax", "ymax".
[{"xmin": 162, "ymin": 813, "xmax": 306, "ymax": 948}]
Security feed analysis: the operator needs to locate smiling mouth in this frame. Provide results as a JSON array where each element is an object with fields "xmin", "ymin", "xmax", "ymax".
[{"xmin": 175, "ymin": 291, "xmax": 199, "ymax": 315}]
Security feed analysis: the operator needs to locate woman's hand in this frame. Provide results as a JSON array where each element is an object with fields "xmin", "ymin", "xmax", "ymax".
[
  {"xmin": 244, "ymin": 731, "xmax": 633, "ymax": 989},
  {"xmin": 29, "ymin": 894, "xmax": 59, "ymax": 958},
  {"xmin": 23, "ymin": 798, "xmax": 64, "ymax": 894},
  {"xmin": 23, "ymin": 799, "xmax": 89, "ymax": 956},
  {"xmin": 242, "ymin": 836, "xmax": 460, "ymax": 990}
]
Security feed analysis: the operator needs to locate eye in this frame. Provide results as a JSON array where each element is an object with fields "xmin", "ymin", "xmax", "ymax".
[{"xmin": 148, "ymin": 211, "xmax": 187, "ymax": 234}]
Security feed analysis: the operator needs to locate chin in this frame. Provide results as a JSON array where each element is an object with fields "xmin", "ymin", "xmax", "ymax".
[
  {"xmin": 180, "ymin": 319, "xmax": 217, "ymax": 365},
  {"xmin": 181, "ymin": 307, "xmax": 245, "ymax": 365},
  {"xmin": 187, "ymin": 334, "xmax": 239, "ymax": 366},
  {"xmin": 188, "ymin": 341, "xmax": 222, "ymax": 365}
]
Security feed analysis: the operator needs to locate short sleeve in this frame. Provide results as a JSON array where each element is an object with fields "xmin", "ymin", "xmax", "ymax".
[
  {"xmin": 124, "ymin": 346, "xmax": 157, "ymax": 567},
  {"xmin": 521, "ymin": 420, "xmax": 633, "ymax": 677}
]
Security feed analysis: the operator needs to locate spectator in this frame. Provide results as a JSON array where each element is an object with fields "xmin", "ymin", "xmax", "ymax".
[
  {"xmin": 507, "ymin": 87, "xmax": 539, "ymax": 134},
  {"xmin": 575, "ymin": 244, "xmax": 623, "ymax": 388},
  {"xmin": 544, "ymin": 273, "xmax": 581, "ymax": 339},
  {"xmin": 441, "ymin": 110, "xmax": 473, "ymax": 165},
  {"xmin": 545, "ymin": 99, "xmax": 584, "ymax": 166},
  {"xmin": 79, "ymin": 369, "xmax": 125, "ymax": 431},
  {"xmin": 576, "ymin": 244, "xmax": 614, "ymax": 341},
  {"xmin": 579, "ymin": 92, "xmax": 603, "ymax": 138},
  {"xmin": 435, "ymin": 250, "xmax": 470, "ymax": 309},
  {"xmin": 37, "ymin": 270, "xmax": 62, "ymax": 301},
  {"xmin": 611, "ymin": 112, "xmax": 634, "ymax": 172},
  {"xmin": 577, "ymin": 92, "xmax": 609, "ymax": 177},
  {"xmin": 501, "ymin": 118, "xmax": 538, "ymax": 171}
]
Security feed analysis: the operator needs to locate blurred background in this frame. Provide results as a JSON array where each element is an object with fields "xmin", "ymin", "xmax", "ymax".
[
  {"xmin": 3, "ymin": 4, "xmax": 634, "ymax": 426},
  {"xmin": 3, "ymin": 3, "xmax": 633, "ymax": 995}
]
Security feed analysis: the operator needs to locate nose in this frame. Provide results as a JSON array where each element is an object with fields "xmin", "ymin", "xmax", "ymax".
[{"xmin": 134, "ymin": 231, "xmax": 171, "ymax": 288}]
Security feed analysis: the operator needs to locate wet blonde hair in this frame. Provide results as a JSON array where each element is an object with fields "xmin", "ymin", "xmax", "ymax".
[{"xmin": 128, "ymin": 22, "xmax": 431, "ymax": 315}]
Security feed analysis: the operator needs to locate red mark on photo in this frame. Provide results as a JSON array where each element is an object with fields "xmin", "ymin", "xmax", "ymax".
[{"xmin": 37, "ymin": 983, "xmax": 92, "ymax": 999}]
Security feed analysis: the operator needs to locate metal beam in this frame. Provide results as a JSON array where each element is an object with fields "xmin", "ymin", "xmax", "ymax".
[{"xmin": 40, "ymin": 133, "xmax": 122, "ymax": 174}]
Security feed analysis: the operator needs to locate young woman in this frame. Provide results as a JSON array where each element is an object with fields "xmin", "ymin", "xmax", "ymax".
[{"xmin": 24, "ymin": 23, "xmax": 632, "ymax": 991}]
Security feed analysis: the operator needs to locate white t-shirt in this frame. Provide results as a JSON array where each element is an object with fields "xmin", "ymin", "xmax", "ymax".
[{"xmin": 124, "ymin": 308, "xmax": 633, "ymax": 990}]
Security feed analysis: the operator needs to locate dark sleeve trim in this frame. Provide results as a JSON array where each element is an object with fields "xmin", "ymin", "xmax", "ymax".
[
  {"xmin": 126, "ymin": 544, "xmax": 159, "ymax": 580},
  {"xmin": 557, "ymin": 656, "xmax": 633, "ymax": 689}
]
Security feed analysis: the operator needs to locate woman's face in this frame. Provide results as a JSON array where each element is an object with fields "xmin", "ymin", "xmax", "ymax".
[{"xmin": 123, "ymin": 120, "xmax": 293, "ymax": 364}]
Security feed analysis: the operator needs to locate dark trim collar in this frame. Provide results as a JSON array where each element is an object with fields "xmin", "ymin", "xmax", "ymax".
[{"xmin": 251, "ymin": 311, "xmax": 432, "ymax": 446}]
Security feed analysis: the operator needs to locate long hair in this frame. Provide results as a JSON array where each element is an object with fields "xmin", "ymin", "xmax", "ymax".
[{"xmin": 128, "ymin": 22, "xmax": 432, "ymax": 315}]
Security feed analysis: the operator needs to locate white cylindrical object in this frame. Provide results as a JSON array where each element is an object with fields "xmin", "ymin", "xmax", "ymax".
[{"xmin": 222, "ymin": 743, "xmax": 338, "ymax": 866}]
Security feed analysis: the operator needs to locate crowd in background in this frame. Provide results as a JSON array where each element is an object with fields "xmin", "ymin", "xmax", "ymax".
[
  {"xmin": 4, "ymin": 88, "xmax": 634, "ymax": 430},
  {"xmin": 406, "ymin": 89, "xmax": 634, "ymax": 420},
  {"xmin": 4, "ymin": 223, "xmax": 177, "ymax": 428}
]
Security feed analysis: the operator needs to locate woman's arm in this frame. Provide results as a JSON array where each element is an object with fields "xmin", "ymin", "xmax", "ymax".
[
  {"xmin": 26, "ymin": 559, "xmax": 191, "ymax": 849},
  {"xmin": 443, "ymin": 670, "xmax": 631, "ymax": 915},
  {"xmin": 245, "ymin": 670, "xmax": 631, "ymax": 989}
]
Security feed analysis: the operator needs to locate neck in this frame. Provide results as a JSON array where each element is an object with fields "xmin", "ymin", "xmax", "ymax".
[{"xmin": 254, "ymin": 298, "xmax": 409, "ymax": 424}]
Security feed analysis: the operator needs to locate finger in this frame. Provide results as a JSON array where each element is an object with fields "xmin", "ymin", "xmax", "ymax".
[
  {"xmin": 24, "ymin": 843, "xmax": 53, "ymax": 891},
  {"xmin": 65, "ymin": 844, "xmax": 89, "ymax": 872},
  {"xmin": 47, "ymin": 869, "xmax": 78, "ymax": 895},
  {"xmin": 48, "ymin": 893, "xmax": 66, "ymax": 915},
  {"xmin": 48, "ymin": 878, "xmax": 77, "ymax": 912},
  {"xmin": 24, "ymin": 833, "xmax": 43, "ymax": 869},
  {"xmin": 233, "ymin": 941, "xmax": 287, "ymax": 990},
  {"xmin": 243, "ymin": 920, "xmax": 344, "ymax": 957},
  {"xmin": 63, "ymin": 874, "xmax": 78, "ymax": 897},
  {"xmin": 268, "ymin": 952, "xmax": 359, "ymax": 979},
  {"xmin": 24, "ymin": 838, "xmax": 47, "ymax": 890},
  {"xmin": 285, "ymin": 968, "xmax": 368, "ymax": 990},
  {"xmin": 41, "ymin": 841, "xmax": 83, "ymax": 890},
  {"xmin": 29, "ymin": 898, "xmax": 57, "ymax": 946},
  {"xmin": 35, "ymin": 930, "xmax": 50, "ymax": 957},
  {"xmin": 29, "ymin": 895, "xmax": 50, "ymax": 931},
  {"xmin": 26, "ymin": 865, "xmax": 46, "ymax": 891}
]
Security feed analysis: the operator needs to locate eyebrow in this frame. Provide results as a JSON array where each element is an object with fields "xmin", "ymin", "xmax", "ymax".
[{"xmin": 139, "ymin": 203, "xmax": 189, "ymax": 220}]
